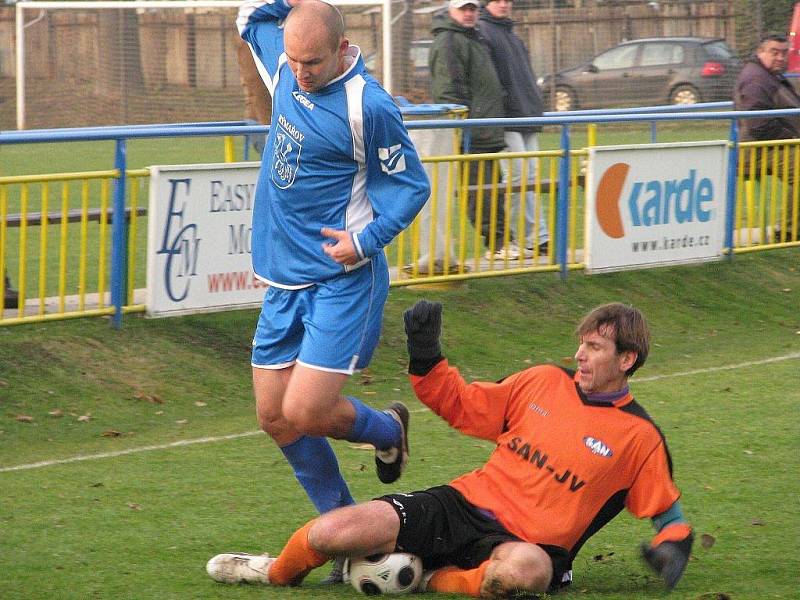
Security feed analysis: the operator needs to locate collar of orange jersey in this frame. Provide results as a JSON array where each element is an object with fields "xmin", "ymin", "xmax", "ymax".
[{"xmin": 573, "ymin": 378, "xmax": 633, "ymax": 407}]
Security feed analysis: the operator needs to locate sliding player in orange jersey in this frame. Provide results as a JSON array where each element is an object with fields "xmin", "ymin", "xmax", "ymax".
[{"xmin": 207, "ymin": 300, "xmax": 693, "ymax": 596}]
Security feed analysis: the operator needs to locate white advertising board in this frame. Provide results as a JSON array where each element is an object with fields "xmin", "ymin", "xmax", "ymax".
[
  {"xmin": 585, "ymin": 141, "xmax": 729, "ymax": 273},
  {"xmin": 146, "ymin": 162, "xmax": 265, "ymax": 317}
]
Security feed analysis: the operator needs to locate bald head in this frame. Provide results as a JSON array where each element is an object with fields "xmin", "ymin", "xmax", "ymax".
[
  {"xmin": 285, "ymin": 0, "xmax": 345, "ymax": 52},
  {"xmin": 283, "ymin": 0, "xmax": 350, "ymax": 92}
]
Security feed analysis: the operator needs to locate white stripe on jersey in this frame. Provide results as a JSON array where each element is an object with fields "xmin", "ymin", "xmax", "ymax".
[
  {"xmin": 346, "ymin": 75, "xmax": 366, "ymax": 165},
  {"xmin": 247, "ymin": 42, "xmax": 280, "ymax": 97},
  {"xmin": 238, "ymin": 0, "xmax": 285, "ymax": 96},
  {"xmin": 344, "ymin": 75, "xmax": 374, "ymax": 246},
  {"xmin": 236, "ymin": 0, "xmax": 276, "ymax": 34}
]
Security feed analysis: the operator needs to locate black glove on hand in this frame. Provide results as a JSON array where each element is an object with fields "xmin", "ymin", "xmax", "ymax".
[
  {"xmin": 641, "ymin": 532, "xmax": 694, "ymax": 590},
  {"xmin": 403, "ymin": 300, "xmax": 443, "ymax": 375}
]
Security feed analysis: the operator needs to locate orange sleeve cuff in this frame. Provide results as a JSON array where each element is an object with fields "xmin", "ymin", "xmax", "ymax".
[{"xmin": 651, "ymin": 522, "xmax": 692, "ymax": 547}]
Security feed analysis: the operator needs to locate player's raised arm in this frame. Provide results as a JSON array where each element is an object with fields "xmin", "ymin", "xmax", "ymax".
[
  {"xmin": 405, "ymin": 300, "xmax": 512, "ymax": 441},
  {"xmin": 237, "ymin": 0, "xmax": 292, "ymax": 93}
]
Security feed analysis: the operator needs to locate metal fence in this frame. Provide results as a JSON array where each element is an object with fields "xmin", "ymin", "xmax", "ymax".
[{"xmin": 1, "ymin": 106, "xmax": 798, "ymax": 327}]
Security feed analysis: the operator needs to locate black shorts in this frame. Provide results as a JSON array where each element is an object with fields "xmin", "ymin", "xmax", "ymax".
[{"xmin": 376, "ymin": 485, "xmax": 571, "ymax": 591}]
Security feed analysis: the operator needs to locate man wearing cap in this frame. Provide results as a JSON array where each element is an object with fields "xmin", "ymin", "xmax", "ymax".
[
  {"xmin": 480, "ymin": 0, "xmax": 550, "ymax": 258},
  {"xmin": 429, "ymin": 0, "xmax": 517, "ymax": 260}
]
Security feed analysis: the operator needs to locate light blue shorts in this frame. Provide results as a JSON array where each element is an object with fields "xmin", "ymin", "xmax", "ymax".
[{"xmin": 251, "ymin": 259, "xmax": 389, "ymax": 374}]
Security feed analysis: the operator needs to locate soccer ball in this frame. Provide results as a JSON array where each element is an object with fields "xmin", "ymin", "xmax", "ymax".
[{"xmin": 347, "ymin": 552, "xmax": 423, "ymax": 595}]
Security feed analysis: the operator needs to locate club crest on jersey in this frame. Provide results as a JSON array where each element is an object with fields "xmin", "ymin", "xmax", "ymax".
[
  {"xmin": 272, "ymin": 116, "xmax": 303, "ymax": 189},
  {"xmin": 378, "ymin": 144, "xmax": 406, "ymax": 175},
  {"xmin": 583, "ymin": 436, "xmax": 613, "ymax": 457},
  {"xmin": 292, "ymin": 91, "xmax": 315, "ymax": 110}
]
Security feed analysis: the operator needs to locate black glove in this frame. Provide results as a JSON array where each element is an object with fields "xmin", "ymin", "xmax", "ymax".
[
  {"xmin": 640, "ymin": 531, "xmax": 693, "ymax": 590},
  {"xmin": 403, "ymin": 300, "xmax": 443, "ymax": 375}
]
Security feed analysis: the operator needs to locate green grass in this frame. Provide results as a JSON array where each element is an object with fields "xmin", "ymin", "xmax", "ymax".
[{"xmin": 1, "ymin": 248, "xmax": 798, "ymax": 599}]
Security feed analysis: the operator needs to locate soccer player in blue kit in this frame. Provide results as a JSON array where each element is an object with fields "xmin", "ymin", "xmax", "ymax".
[{"xmin": 236, "ymin": 0, "xmax": 430, "ymax": 581}]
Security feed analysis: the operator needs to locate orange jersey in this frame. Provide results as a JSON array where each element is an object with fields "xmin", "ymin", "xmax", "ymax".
[{"xmin": 411, "ymin": 360, "xmax": 681, "ymax": 555}]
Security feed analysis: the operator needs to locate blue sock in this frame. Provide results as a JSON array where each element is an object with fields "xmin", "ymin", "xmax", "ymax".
[
  {"xmin": 347, "ymin": 396, "xmax": 400, "ymax": 450},
  {"xmin": 280, "ymin": 435, "xmax": 355, "ymax": 513}
]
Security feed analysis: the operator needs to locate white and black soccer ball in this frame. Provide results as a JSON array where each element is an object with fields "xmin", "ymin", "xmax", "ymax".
[{"xmin": 347, "ymin": 552, "xmax": 423, "ymax": 595}]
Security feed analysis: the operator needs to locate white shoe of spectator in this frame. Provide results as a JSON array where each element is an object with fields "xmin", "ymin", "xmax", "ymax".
[
  {"xmin": 521, "ymin": 241, "xmax": 550, "ymax": 258},
  {"xmin": 518, "ymin": 244, "xmax": 535, "ymax": 259},
  {"xmin": 485, "ymin": 244, "xmax": 521, "ymax": 261}
]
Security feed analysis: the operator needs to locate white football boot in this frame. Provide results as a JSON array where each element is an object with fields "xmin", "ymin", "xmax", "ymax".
[{"xmin": 206, "ymin": 552, "xmax": 275, "ymax": 584}]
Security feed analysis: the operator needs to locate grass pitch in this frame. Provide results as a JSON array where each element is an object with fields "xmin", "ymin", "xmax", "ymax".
[{"xmin": 1, "ymin": 249, "xmax": 799, "ymax": 600}]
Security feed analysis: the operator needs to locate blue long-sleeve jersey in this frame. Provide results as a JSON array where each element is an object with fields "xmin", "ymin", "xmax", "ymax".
[{"xmin": 237, "ymin": 0, "xmax": 430, "ymax": 288}]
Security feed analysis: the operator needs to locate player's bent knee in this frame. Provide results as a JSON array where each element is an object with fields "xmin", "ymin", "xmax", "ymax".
[
  {"xmin": 480, "ymin": 564, "xmax": 550, "ymax": 598},
  {"xmin": 308, "ymin": 502, "xmax": 400, "ymax": 556},
  {"xmin": 256, "ymin": 411, "xmax": 278, "ymax": 433},
  {"xmin": 307, "ymin": 517, "xmax": 339, "ymax": 554},
  {"xmin": 281, "ymin": 403, "xmax": 320, "ymax": 435},
  {"xmin": 481, "ymin": 545, "xmax": 552, "ymax": 598},
  {"xmin": 255, "ymin": 406, "xmax": 301, "ymax": 446},
  {"xmin": 256, "ymin": 409, "xmax": 291, "ymax": 437}
]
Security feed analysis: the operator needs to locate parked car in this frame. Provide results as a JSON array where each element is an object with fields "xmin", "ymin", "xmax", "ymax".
[{"xmin": 538, "ymin": 37, "xmax": 742, "ymax": 111}]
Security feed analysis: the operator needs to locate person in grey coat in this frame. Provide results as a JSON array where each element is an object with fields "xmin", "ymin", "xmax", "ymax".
[
  {"xmin": 480, "ymin": 0, "xmax": 549, "ymax": 257},
  {"xmin": 734, "ymin": 34, "xmax": 800, "ymax": 243}
]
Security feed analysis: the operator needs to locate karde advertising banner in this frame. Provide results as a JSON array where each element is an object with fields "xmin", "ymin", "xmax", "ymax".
[
  {"xmin": 585, "ymin": 141, "xmax": 729, "ymax": 273},
  {"xmin": 147, "ymin": 163, "xmax": 265, "ymax": 317}
]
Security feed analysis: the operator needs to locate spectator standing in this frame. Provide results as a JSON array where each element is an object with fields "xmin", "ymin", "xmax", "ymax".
[
  {"xmin": 429, "ymin": 0, "xmax": 518, "ymax": 260},
  {"xmin": 480, "ymin": 0, "xmax": 549, "ymax": 258},
  {"xmin": 734, "ymin": 33, "xmax": 800, "ymax": 242}
]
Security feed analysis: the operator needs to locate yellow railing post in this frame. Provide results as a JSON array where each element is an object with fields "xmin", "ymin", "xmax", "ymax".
[
  {"xmin": 0, "ymin": 186, "xmax": 7, "ymax": 315},
  {"xmin": 224, "ymin": 136, "xmax": 236, "ymax": 163},
  {"xmin": 18, "ymin": 184, "xmax": 28, "ymax": 316},
  {"xmin": 587, "ymin": 124, "xmax": 597, "ymax": 148},
  {"xmin": 38, "ymin": 183, "xmax": 49, "ymax": 315}
]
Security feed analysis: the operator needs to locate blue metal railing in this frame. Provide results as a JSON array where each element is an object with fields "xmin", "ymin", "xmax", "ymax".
[{"xmin": 2, "ymin": 102, "xmax": 799, "ymax": 327}]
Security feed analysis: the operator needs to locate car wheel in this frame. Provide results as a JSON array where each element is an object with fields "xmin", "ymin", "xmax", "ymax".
[
  {"xmin": 670, "ymin": 84, "xmax": 701, "ymax": 105},
  {"xmin": 554, "ymin": 87, "xmax": 576, "ymax": 112}
]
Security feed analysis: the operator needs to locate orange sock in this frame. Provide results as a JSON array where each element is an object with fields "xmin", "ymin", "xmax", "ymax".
[
  {"xmin": 426, "ymin": 560, "xmax": 490, "ymax": 597},
  {"xmin": 268, "ymin": 519, "xmax": 330, "ymax": 586}
]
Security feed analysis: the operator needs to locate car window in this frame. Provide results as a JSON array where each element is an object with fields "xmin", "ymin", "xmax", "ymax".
[
  {"xmin": 593, "ymin": 44, "xmax": 639, "ymax": 70},
  {"xmin": 703, "ymin": 41, "xmax": 734, "ymax": 60},
  {"xmin": 640, "ymin": 43, "xmax": 685, "ymax": 66}
]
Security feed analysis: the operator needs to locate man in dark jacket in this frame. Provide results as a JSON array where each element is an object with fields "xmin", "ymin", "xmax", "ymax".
[
  {"xmin": 734, "ymin": 34, "xmax": 800, "ymax": 242},
  {"xmin": 480, "ymin": 0, "xmax": 549, "ymax": 258},
  {"xmin": 429, "ymin": 0, "xmax": 517, "ymax": 260}
]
